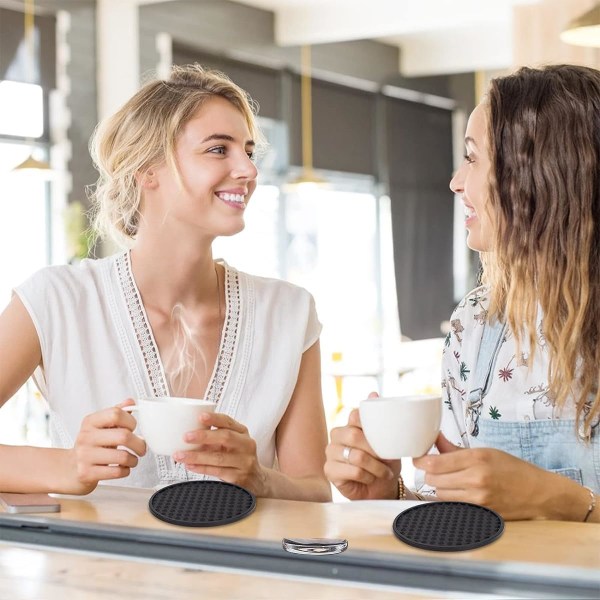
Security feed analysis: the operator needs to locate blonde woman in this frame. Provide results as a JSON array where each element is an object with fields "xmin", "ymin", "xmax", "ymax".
[
  {"xmin": 0, "ymin": 65, "xmax": 330, "ymax": 501},
  {"xmin": 325, "ymin": 64, "xmax": 600, "ymax": 522}
]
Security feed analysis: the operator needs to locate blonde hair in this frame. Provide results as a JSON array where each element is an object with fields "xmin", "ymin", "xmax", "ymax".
[
  {"xmin": 89, "ymin": 64, "xmax": 261, "ymax": 247},
  {"xmin": 481, "ymin": 65, "xmax": 600, "ymax": 434}
]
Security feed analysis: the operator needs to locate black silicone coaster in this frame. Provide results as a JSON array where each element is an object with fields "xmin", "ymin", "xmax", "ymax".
[
  {"xmin": 393, "ymin": 501, "xmax": 504, "ymax": 552},
  {"xmin": 149, "ymin": 481, "xmax": 256, "ymax": 527}
]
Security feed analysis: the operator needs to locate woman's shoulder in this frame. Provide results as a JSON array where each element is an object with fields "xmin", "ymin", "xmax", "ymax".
[
  {"xmin": 453, "ymin": 285, "xmax": 491, "ymax": 316},
  {"xmin": 447, "ymin": 285, "xmax": 491, "ymax": 339},
  {"xmin": 17, "ymin": 255, "xmax": 114, "ymax": 296},
  {"xmin": 225, "ymin": 264, "xmax": 314, "ymax": 303}
]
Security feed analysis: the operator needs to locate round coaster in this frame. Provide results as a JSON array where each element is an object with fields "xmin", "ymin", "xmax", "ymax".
[
  {"xmin": 393, "ymin": 501, "xmax": 504, "ymax": 552},
  {"xmin": 149, "ymin": 481, "xmax": 256, "ymax": 527}
]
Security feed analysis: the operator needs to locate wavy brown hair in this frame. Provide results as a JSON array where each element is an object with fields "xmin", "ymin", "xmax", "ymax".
[{"xmin": 481, "ymin": 64, "xmax": 600, "ymax": 435}]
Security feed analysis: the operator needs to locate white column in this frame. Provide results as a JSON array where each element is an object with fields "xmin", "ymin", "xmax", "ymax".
[{"xmin": 96, "ymin": 0, "xmax": 140, "ymax": 120}]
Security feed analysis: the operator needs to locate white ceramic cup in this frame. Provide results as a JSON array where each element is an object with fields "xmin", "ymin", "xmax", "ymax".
[
  {"xmin": 358, "ymin": 394, "xmax": 442, "ymax": 459},
  {"xmin": 123, "ymin": 396, "xmax": 217, "ymax": 456}
]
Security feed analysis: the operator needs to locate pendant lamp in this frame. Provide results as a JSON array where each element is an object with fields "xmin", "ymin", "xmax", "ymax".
[
  {"xmin": 12, "ymin": 0, "xmax": 52, "ymax": 178},
  {"xmin": 560, "ymin": 3, "xmax": 600, "ymax": 48}
]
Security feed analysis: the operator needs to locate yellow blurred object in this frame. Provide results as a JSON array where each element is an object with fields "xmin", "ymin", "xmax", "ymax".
[{"xmin": 331, "ymin": 351, "xmax": 344, "ymax": 419}]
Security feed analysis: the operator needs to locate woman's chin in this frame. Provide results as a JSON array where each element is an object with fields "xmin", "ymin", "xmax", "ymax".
[
  {"xmin": 217, "ymin": 221, "xmax": 246, "ymax": 238},
  {"xmin": 465, "ymin": 231, "xmax": 487, "ymax": 253}
]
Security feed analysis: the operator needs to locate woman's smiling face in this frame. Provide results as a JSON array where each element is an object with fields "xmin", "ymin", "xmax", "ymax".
[
  {"xmin": 450, "ymin": 103, "xmax": 494, "ymax": 252},
  {"xmin": 144, "ymin": 96, "xmax": 258, "ymax": 240}
]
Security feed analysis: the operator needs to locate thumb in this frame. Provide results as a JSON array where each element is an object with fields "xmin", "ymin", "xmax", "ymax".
[
  {"xmin": 367, "ymin": 391, "xmax": 379, "ymax": 399},
  {"xmin": 117, "ymin": 397, "xmax": 136, "ymax": 409},
  {"xmin": 435, "ymin": 431, "xmax": 461, "ymax": 454}
]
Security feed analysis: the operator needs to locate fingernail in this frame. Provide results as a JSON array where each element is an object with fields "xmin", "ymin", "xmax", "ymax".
[
  {"xmin": 184, "ymin": 433, "xmax": 194, "ymax": 442},
  {"xmin": 173, "ymin": 452, "xmax": 184, "ymax": 461},
  {"xmin": 200, "ymin": 413, "xmax": 210, "ymax": 422}
]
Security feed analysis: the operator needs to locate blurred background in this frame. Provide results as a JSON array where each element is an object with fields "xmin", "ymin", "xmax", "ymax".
[{"xmin": 0, "ymin": 0, "xmax": 598, "ymax": 459}]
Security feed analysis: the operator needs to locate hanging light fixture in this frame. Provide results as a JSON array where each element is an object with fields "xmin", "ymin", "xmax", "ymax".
[
  {"xmin": 12, "ymin": 0, "xmax": 52, "ymax": 178},
  {"xmin": 286, "ymin": 45, "xmax": 328, "ymax": 189},
  {"xmin": 560, "ymin": 3, "xmax": 600, "ymax": 48}
]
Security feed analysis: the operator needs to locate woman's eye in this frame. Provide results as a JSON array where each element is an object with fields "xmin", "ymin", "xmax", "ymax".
[
  {"xmin": 208, "ymin": 146, "xmax": 226, "ymax": 155},
  {"xmin": 464, "ymin": 153, "xmax": 475, "ymax": 164},
  {"xmin": 247, "ymin": 151, "xmax": 255, "ymax": 161}
]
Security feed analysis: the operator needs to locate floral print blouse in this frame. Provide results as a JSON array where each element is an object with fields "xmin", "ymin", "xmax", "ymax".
[{"xmin": 440, "ymin": 286, "xmax": 577, "ymax": 449}]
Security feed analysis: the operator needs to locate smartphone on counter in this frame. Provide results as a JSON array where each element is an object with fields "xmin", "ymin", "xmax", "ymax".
[{"xmin": 0, "ymin": 493, "xmax": 61, "ymax": 514}]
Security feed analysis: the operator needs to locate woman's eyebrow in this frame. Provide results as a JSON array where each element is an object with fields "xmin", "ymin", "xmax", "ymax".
[
  {"xmin": 464, "ymin": 136, "xmax": 478, "ymax": 148},
  {"xmin": 200, "ymin": 133, "xmax": 255, "ymax": 147}
]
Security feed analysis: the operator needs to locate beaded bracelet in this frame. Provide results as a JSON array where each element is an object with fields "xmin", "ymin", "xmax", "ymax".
[
  {"xmin": 396, "ymin": 475, "xmax": 406, "ymax": 500},
  {"xmin": 583, "ymin": 486, "xmax": 596, "ymax": 522}
]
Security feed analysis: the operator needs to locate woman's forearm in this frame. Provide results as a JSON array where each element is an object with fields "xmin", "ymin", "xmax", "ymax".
[
  {"xmin": 0, "ymin": 444, "xmax": 93, "ymax": 495},
  {"xmin": 260, "ymin": 467, "xmax": 332, "ymax": 502}
]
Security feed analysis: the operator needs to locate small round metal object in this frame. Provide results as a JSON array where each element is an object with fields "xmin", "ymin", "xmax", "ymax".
[
  {"xmin": 282, "ymin": 537, "xmax": 348, "ymax": 555},
  {"xmin": 393, "ymin": 501, "xmax": 504, "ymax": 552},
  {"xmin": 149, "ymin": 480, "xmax": 256, "ymax": 527},
  {"xmin": 342, "ymin": 446, "xmax": 352, "ymax": 463}
]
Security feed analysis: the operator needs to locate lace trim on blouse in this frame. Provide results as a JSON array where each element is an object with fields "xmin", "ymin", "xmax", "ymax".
[
  {"xmin": 116, "ymin": 252, "xmax": 168, "ymax": 398},
  {"xmin": 205, "ymin": 264, "xmax": 240, "ymax": 404},
  {"xmin": 115, "ymin": 251, "xmax": 241, "ymax": 483}
]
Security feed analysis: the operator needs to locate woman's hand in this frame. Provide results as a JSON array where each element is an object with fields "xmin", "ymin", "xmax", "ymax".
[
  {"xmin": 325, "ymin": 408, "xmax": 400, "ymax": 500},
  {"xmin": 173, "ymin": 412, "xmax": 268, "ymax": 496},
  {"xmin": 414, "ymin": 432, "xmax": 567, "ymax": 520},
  {"xmin": 69, "ymin": 398, "xmax": 147, "ymax": 494}
]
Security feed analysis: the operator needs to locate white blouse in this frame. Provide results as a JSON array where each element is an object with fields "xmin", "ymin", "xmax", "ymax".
[{"xmin": 15, "ymin": 251, "xmax": 321, "ymax": 488}]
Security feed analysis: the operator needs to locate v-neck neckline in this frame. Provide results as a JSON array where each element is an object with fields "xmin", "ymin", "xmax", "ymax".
[{"xmin": 118, "ymin": 250, "xmax": 235, "ymax": 403}]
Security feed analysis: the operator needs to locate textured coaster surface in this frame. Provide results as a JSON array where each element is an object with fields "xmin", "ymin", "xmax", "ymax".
[
  {"xmin": 393, "ymin": 501, "xmax": 504, "ymax": 552},
  {"xmin": 149, "ymin": 480, "xmax": 256, "ymax": 527}
]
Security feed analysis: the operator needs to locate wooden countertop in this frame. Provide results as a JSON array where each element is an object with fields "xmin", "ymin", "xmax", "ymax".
[
  {"xmin": 34, "ymin": 486, "xmax": 599, "ymax": 570},
  {"xmin": 1, "ymin": 485, "xmax": 598, "ymax": 598}
]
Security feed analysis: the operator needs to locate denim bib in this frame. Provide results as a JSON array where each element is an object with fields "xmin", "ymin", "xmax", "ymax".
[{"xmin": 467, "ymin": 320, "xmax": 600, "ymax": 492}]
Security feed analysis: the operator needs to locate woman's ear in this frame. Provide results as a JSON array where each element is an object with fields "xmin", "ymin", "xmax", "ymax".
[{"xmin": 137, "ymin": 169, "xmax": 158, "ymax": 190}]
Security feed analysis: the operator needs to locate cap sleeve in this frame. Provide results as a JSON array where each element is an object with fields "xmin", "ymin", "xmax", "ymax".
[
  {"xmin": 13, "ymin": 268, "xmax": 51, "ymax": 364},
  {"xmin": 303, "ymin": 292, "xmax": 322, "ymax": 352}
]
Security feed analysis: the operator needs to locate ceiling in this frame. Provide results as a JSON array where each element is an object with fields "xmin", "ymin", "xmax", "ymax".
[
  {"xmin": 1, "ymin": 0, "xmax": 546, "ymax": 77},
  {"xmin": 231, "ymin": 0, "xmax": 543, "ymax": 76}
]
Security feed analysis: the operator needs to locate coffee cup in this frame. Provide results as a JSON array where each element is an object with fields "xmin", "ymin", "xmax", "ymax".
[
  {"xmin": 123, "ymin": 396, "xmax": 216, "ymax": 456},
  {"xmin": 358, "ymin": 394, "xmax": 442, "ymax": 459}
]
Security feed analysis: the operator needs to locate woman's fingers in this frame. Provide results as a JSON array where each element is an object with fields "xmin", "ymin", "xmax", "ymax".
[
  {"xmin": 77, "ymin": 427, "xmax": 146, "ymax": 457},
  {"xmin": 324, "ymin": 460, "xmax": 378, "ymax": 487},
  {"xmin": 197, "ymin": 412, "xmax": 248, "ymax": 434},
  {"xmin": 76, "ymin": 445, "xmax": 140, "ymax": 469},
  {"xmin": 176, "ymin": 448, "xmax": 252, "ymax": 470},
  {"xmin": 72, "ymin": 401, "xmax": 148, "ymax": 488},
  {"xmin": 175, "ymin": 416, "xmax": 260, "ymax": 485},
  {"xmin": 330, "ymin": 423, "xmax": 370, "ymax": 453},
  {"xmin": 325, "ymin": 443, "xmax": 394, "ymax": 480},
  {"xmin": 77, "ymin": 464, "xmax": 133, "ymax": 483},
  {"xmin": 81, "ymin": 405, "xmax": 138, "ymax": 432},
  {"xmin": 73, "ymin": 446, "xmax": 140, "ymax": 484}
]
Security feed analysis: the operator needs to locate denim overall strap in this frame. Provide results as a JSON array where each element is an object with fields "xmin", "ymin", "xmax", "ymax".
[{"xmin": 466, "ymin": 319, "xmax": 507, "ymax": 437}]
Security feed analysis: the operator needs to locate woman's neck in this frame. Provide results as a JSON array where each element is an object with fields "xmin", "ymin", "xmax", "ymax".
[{"xmin": 129, "ymin": 236, "xmax": 218, "ymax": 312}]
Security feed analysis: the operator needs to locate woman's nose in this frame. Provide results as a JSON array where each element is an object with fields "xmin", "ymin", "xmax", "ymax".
[
  {"xmin": 449, "ymin": 165, "xmax": 464, "ymax": 194},
  {"xmin": 232, "ymin": 153, "xmax": 258, "ymax": 181}
]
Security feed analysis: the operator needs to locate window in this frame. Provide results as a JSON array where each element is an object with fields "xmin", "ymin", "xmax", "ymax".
[
  {"xmin": 215, "ymin": 178, "xmax": 403, "ymax": 429},
  {"xmin": 0, "ymin": 80, "xmax": 59, "ymax": 446},
  {"xmin": 0, "ymin": 81, "xmax": 44, "ymax": 138}
]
